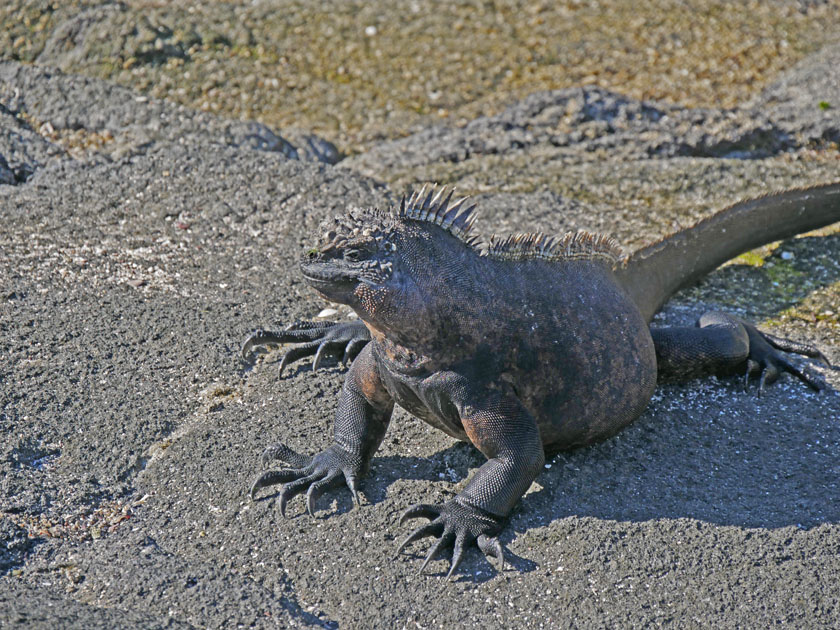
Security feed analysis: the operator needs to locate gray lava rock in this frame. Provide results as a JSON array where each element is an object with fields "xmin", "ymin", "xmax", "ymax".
[
  {"xmin": 0, "ymin": 517, "xmax": 33, "ymax": 575},
  {"xmin": 282, "ymin": 128, "xmax": 343, "ymax": 164},
  {"xmin": 751, "ymin": 40, "xmax": 840, "ymax": 145},
  {"xmin": 0, "ymin": 61, "xmax": 338, "ymax": 167},
  {"xmin": 344, "ymin": 86, "xmax": 794, "ymax": 179}
]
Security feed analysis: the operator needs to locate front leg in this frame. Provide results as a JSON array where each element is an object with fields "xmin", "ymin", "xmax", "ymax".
[
  {"xmin": 241, "ymin": 318, "xmax": 371, "ymax": 376},
  {"xmin": 397, "ymin": 386, "xmax": 544, "ymax": 578},
  {"xmin": 652, "ymin": 311, "xmax": 831, "ymax": 394},
  {"xmin": 250, "ymin": 343, "xmax": 393, "ymax": 515}
]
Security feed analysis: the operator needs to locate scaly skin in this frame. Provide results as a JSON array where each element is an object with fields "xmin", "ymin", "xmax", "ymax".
[{"xmin": 245, "ymin": 184, "xmax": 838, "ymax": 578}]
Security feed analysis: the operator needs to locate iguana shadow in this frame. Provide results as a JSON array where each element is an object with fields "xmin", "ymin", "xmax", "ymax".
[
  {"xmin": 359, "ymin": 376, "xmax": 838, "ymax": 581},
  {"xmin": 509, "ymin": 380, "xmax": 840, "ymax": 533}
]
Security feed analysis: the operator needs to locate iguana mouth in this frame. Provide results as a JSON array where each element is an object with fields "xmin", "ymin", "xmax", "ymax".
[
  {"xmin": 299, "ymin": 261, "xmax": 355, "ymax": 283},
  {"xmin": 299, "ymin": 262, "xmax": 361, "ymax": 305}
]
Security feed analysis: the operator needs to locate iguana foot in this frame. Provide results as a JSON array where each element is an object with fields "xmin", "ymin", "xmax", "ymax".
[
  {"xmin": 396, "ymin": 499, "xmax": 505, "ymax": 579},
  {"xmin": 249, "ymin": 443, "xmax": 362, "ymax": 516},
  {"xmin": 742, "ymin": 322, "xmax": 831, "ymax": 396},
  {"xmin": 241, "ymin": 319, "xmax": 370, "ymax": 376}
]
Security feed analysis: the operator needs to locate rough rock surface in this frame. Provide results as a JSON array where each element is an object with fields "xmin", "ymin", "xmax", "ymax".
[
  {"xmin": 1, "ymin": 9, "xmax": 840, "ymax": 630},
  {"xmin": 4, "ymin": 0, "xmax": 840, "ymax": 152},
  {"xmin": 0, "ymin": 62, "xmax": 343, "ymax": 170},
  {"xmin": 345, "ymin": 40, "xmax": 840, "ymax": 189}
]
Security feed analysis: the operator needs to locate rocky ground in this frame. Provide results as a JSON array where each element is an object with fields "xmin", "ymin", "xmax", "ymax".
[{"xmin": 2, "ymin": 1, "xmax": 840, "ymax": 628}]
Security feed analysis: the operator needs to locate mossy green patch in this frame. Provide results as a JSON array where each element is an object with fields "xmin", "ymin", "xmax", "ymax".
[
  {"xmin": 734, "ymin": 251, "xmax": 766, "ymax": 267},
  {"xmin": 763, "ymin": 259, "xmax": 809, "ymax": 297}
]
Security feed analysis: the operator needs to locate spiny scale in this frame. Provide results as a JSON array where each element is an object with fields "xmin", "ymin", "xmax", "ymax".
[
  {"xmin": 395, "ymin": 184, "xmax": 621, "ymax": 264},
  {"xmin": 397, "ymin": 185, "xmax": 478, "ymax": 240},
  {"xmin": 487, "ymin": 230, "xmax": 623, "ymax": 264}
]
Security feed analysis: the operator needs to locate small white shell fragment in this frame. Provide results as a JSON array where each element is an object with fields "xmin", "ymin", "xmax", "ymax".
[{"xmin": 317, "ymin": 308, "xmax": 339, "ymax": 318}]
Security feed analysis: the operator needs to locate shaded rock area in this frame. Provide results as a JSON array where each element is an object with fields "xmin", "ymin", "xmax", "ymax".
[
  {"xmin": 1, "ymin": 7, "xmax": 840, "ymax": 630},
  {"xmin": 0, "ymin": 101, "xmax": 65, "ymax": 183}
]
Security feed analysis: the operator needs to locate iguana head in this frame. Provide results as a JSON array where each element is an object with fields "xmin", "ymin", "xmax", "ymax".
[
  {"xmin": 300, "ymin": 210, "xmax": 399, "ymax": 307},
  {"xmin": 299, "ymin": 187, "xmax": 478, "ymax": 334}
]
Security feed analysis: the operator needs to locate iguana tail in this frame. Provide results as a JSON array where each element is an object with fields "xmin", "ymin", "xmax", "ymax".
[{"xmin": 614, "ymin": 182, "xmax": 840, "ymax": 323}]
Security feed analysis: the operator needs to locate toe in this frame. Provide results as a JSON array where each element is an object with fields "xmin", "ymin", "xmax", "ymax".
[
  {"xmin": 305, "ymin": 470, "xmax": 342, "ymax": 517},
  {"xmin": 261, "ymin": 443, "xmax": 311, "ymax": 469},
  {"xmin": 446, "ymin": 533, "xmax": 470, "ymax": 580},
  {"xmin": 396, "ymin": 520, "xmax": 444, "ymax": 557},
  {"xmin": 478, "ymin": 534, "xmax": 505, "ymax": 572},
  {"xmin": 419, "ymin": 531, "xmax": 455, "ymax": 574},
  {"xmin": 250, "ymin": 468, "xmax": 307, "ymax": 500},
  {"xmin": 278, "ymin": 472, "xmax": 324, "ymax": 517},
  {"xmin": 399, "ymin": 504, "xmax": 442, "ymax": 525}
]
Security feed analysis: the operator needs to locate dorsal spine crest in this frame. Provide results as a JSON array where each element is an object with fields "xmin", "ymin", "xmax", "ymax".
[
  {"xmin": 486, "ymin": 230, "xmax": 623, "ymax": 264},
  {"xmin": 394, "ymin": 184, "xmax": 622, "ymax": 265},
  {"xmin": 396, "ymin": 185, "xmax": 478, "ymax": 241}
]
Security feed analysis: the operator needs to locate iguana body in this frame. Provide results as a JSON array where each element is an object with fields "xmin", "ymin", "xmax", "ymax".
[{"xmin": 246, "ymin": 183, "xmax": 839, "ymax": 577}]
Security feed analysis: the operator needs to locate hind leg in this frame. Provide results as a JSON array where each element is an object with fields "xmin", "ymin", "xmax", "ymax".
[{"xmin": 651, "ymin": 312, "xmax": 830, "ymax": 394}]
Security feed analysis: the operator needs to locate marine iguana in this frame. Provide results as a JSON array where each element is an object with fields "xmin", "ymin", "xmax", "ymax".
[{"xmin": 244, "ymin": 183, "xmax": 839, "ymax": 578}]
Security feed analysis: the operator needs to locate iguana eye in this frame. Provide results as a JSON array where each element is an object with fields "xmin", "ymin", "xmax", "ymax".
[{"xmin": 344, "ymin": 249, "xmax": 362, "ymax": 262}]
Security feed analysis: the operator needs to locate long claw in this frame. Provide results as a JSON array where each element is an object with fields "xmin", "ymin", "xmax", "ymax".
[
  {"xmin": 419, "ymin": 532, "xmax": 454, "ymax": 574},
  {"xmin": 396, "ymin": 520, "xmax": 444, "ymax": 557},
  {"xmin": 757, "ymin": 363, "xmax": 779, "ymax": 398},
  {"xmin": 305, "ymin": 471, "xmax": 341, "ymax": 517},
  {"xmin": 775, "ymin": 355, "xmax": 825, "ymax": 392},
  {"xmin": 399, "ymin": 504, "xmax": 442, "ymax": 525},
  {"xmin": 279, "ymin": 473, "xmax": 324, "ymax": 517},
  {"xmin": 342, "ymin": 338, "xmax": 366, "ymax": 365},
  {"xmin": 241, "ymin": 329, "xmax": 285, "ymax": 360},
  {"xmin": 279, "ymin": 342, "xmax": 321, "ymax": 376},
  {"xmin": 312, "ymin": 341, "xmax": 330, "ymax": 371},
  {"xmin": 250, "ymin": 468, "xmax": 307, "ymax": 499},
  {"xmin": 744, "ymin": 359, "xmax": 760, "ymax": 391},
  {"xmin": 446, "ymin": 534, "xmax": 468, "ymax": 580},
  {"xmin": 492, "ymin": 540, "xmax": 505, "ymax": 572},
  {"xmin": 478, "ymin": 534, "xmax": 505, "ymax": 572},
  {"xmin": 346, "ymin": 475, "xmax": 362, "ymax": 507},
  {"xmin": 763, "ymin": 332, "xmax": 832, "ymax": 366}
]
